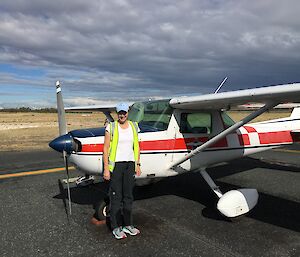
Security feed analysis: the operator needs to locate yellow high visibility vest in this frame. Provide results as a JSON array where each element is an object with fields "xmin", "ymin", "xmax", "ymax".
[{"xmin": 108, "ymin": 121, "xmax": 139, "ymax": 172}]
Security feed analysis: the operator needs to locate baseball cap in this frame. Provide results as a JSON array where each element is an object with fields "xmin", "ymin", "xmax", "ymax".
[{"xmin": 116, "ymin": 102, "xmax": 129, "ymax": 113}]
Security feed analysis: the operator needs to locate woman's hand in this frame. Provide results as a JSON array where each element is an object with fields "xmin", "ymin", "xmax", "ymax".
[
  {"xmin": 135, "ymin": 166, "xmax": 142, "ymax": 177},
  {"xmin": 103, "ymin": 167, "xmax": 110, "ymax": 181}
]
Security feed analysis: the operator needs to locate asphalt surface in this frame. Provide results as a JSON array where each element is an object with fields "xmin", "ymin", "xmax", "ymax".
[{"xmin": 0, "ymin": 146, "xmax": 300, "ymax": 257}]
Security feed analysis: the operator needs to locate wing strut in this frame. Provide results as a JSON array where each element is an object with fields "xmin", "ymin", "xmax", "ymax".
[{"xmin": 170, "ymin": 102, "xmax": 278, "ymax": 169}]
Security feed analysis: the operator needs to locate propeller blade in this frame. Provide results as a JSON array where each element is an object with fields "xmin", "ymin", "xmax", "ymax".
[
  {"xmin": 56, "ymin": 81, "xmax": 67, "ymax": 136},
  {"xmin": 63, "ymin": 150, "xmax": 72, "ymax": 215}
]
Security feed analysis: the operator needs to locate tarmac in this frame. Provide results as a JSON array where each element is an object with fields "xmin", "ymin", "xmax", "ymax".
[{"xmin": 0, "ymin": 145, "xmax": 299, "ymax": 257}]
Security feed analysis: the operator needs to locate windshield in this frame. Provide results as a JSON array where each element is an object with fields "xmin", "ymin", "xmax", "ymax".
[
  {"xmin": 221, "ymin": 111, "xmax": 235, "ymax": 128},
  {"xmin": 128, "ymin": 99, "xmax": 173, "ymax": 132}
]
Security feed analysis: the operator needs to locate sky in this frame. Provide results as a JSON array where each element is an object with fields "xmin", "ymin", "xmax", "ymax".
[{"xmin": 0, "ymin": 0, "xmax": 300, "ymax": 108}]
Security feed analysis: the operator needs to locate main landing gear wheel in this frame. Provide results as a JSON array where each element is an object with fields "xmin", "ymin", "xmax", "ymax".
[
  {"xmin": 95, "ymin": 199, "xmax": 110, "ymax": 221},
  {"xmin": 200, "ymin": 169, "xmax": 258, "ymax": 218}
]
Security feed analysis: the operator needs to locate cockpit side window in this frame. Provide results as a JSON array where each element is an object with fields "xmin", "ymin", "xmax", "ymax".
[
  {"xmin": 180, "ymin": 112, "xmax": 212, "ymax": 134},
  {"xmin": 128, "ymin": 100, "xmax": 173, "ymax": 132}
]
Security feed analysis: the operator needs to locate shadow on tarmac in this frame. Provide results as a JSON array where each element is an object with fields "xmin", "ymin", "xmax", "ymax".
[{"xmin": 53, "ymin": 156, "xmax": 300, "ymax": 233}]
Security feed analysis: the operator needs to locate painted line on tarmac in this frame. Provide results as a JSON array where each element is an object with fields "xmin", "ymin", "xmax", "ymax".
[
  {"xmin": 0, "ymin": 167, "xmax": 75, "ymax": 180},
  {"xmin": 272, "ymin": 149, "xmax": 300, "ymax": 154}
]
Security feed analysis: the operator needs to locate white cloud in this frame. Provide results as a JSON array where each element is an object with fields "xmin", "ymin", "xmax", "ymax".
[{"xmin": 0, "ymin": 0, "xmax": 300, "ymax": 107}]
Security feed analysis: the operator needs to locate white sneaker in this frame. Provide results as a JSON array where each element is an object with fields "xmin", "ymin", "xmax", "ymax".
[
  {"xmin": 122, "ymin": 226, "xmax": 140, "ymax": 236},
  {"xmin": 112, "ymin": 227, "xmax": 127, "ymax": 239}
]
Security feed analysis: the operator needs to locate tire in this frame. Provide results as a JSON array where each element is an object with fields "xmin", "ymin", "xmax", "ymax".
[{"xmin": 95, "ymin": 199, "xmax": 110, "ymax": 221}]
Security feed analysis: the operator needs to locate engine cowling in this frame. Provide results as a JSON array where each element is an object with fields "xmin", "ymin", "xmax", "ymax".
[{"xmin": 49, "ymin": 134, "xmax": 81, "ymax": 153}]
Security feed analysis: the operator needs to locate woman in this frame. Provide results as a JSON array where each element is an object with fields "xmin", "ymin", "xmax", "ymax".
[{"xmin": 103, "ymin": 102, "xmax": 141, "ymax": 239}]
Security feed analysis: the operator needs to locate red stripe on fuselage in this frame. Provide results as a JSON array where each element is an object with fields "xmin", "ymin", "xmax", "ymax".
[
  {"xmin": 79, "ymin": 130, "xmax": 293, "ymax": 152},
  {"xmin": 258, "ymin": 131, "xmax": 293, "ymax": 144},
  {"xmin": 238, "ymin": 134, "xmax": 250, "ymax": 145},
  {"xmin": 82, "ymin": 144, "xmax": 104, "ymax": 152},
  {"xmin": 142, "ymin": 137, "xmax": 228, "ymax": 150},
  {"xmin": 80, "ymin": 137, "xmax": 228, "ymax": 152}
]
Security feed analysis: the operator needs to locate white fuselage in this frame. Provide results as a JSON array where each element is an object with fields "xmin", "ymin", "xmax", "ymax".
[{"xmin": 68, "ymin": 110, "xmax": 300, "ymax": 180}]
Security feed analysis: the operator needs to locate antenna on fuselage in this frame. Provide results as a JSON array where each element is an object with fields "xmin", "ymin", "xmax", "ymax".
[{"xmin": 214, "ymin": 77, "xmax": 228, "ymax": 94}]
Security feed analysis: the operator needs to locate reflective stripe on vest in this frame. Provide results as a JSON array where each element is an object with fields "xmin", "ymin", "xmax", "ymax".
[{"xmin": 108, "ymin": 121, "xmax": 139, "ymax": 172}]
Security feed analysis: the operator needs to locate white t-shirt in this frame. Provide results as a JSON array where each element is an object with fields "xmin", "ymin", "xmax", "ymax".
[{"xmin": 106, "ymin": 123, "xmax": 138, "ymax": 162}]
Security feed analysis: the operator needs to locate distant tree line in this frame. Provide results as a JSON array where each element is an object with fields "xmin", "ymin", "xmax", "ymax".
[{"xmin": 0, "ymin": 107, "xmax": 57, "ymax": 113}]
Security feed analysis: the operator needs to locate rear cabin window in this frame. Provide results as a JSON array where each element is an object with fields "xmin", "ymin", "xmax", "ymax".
[
  {"xmin": 180, "ymin": 112, "xmax": 212, "ymax": 134},
  {"xmin": 128, "ymin": 100, "xmax": 173, "ymax": 132}
]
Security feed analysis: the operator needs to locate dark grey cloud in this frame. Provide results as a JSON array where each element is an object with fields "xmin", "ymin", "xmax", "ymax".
[{"xmin": 0, "ymin": 0, "xmax": 300, "ymax": 107}]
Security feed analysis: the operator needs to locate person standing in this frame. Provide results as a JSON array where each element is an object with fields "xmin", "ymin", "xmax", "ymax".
[{"xmin": 103, "ymin": 102, "xmax": 141, "ymax": 239}]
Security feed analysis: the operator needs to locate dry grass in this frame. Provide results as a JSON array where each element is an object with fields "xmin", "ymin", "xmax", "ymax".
[
  {"xmin": 0, "ymin": 110, "xmax": 292, "ymax": 152},
  {"xmin": 228, "ymin": 110, "xmax": 291, "ymax": 122},
  {"xmin": 0, "ymin": 112, "xmax": 106, "ymax": 152}
]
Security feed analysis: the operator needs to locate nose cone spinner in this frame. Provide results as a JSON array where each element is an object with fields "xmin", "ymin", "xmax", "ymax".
[{"xmin": 49, "ymin": 134, "xmax": 75, "ymax": 154}]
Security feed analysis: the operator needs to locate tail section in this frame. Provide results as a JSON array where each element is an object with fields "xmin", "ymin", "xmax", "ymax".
[{"xmin": 244, "ymin": 106, "xmax": 300, "ymax": 146}]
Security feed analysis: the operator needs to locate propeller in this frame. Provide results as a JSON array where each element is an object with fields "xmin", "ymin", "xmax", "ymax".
[
  {"xmin": 56, "ymin": 80, "xmax": 72, "ymax": 215},
  {"xmin": 56, "ymin": 80, "xmax": 67, "ymax": 136},
  {"xmin": 63, "ymin": 150, "xmax": 72, "ymax": 215}
]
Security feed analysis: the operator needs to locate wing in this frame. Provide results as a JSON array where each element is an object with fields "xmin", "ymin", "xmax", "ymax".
[
  {"xmin": 65, "ymin": 104, "xmax": 117, "ymax": 112},
  {"xmin": 65, "ymin": 102, "xmax": 134, "ymax": 112},
  {"xmin": 170, "ymin": 83, "xmax": 300, "ymax": 110},
  {"xmin": 65, "ymin": 102, "xmax": 133, "ymax": 122}
]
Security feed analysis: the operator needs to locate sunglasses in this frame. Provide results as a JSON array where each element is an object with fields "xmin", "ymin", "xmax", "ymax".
[{"xmin": 117, "ymin": 111, "xmax": 127, "ymax": 116}]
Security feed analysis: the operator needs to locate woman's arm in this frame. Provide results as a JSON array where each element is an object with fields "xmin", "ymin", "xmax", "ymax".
[
  {"xmin": 135, "ymin": 144, "xmax": 141, "ymax": 176},
  {"xmin": 103, "ymin": 131, "xmax": 111, "ymax": 180}
]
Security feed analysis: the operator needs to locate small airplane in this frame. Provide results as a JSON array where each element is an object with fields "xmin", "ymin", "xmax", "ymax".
[{"xmin": 49, "ymin": 80, "xmax": 300, "ymax": 220}]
